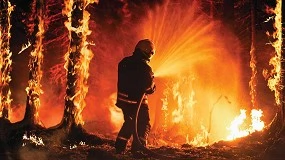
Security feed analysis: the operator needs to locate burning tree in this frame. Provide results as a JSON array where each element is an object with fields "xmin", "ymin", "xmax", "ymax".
[
  {"xmin": 0, "ymin": 0, "xmax": 13, "ymax": 120},
  {"xmin": 264, "ymin": 0, "xmax": 285, "ymax": 136},
  {"xmin": 23, "ymin": 0, "xmax": 46, "ymax": 128},
  {"xmin": 60, "ymin": 0, "xmax": 97, "ymax": 132}
]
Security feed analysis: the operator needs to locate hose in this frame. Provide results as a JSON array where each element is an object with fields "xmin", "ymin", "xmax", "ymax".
[{"xmin": 134, "ymin": 93, "xmax": 191, "ymax": 160}]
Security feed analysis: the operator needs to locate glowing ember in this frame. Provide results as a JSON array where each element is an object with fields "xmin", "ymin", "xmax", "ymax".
[
  {"xmin": 22, "ymin": 132, "xmax": 45, "ymax": 146},
  {"xmin": 0, "ymin": 0, "xmax": 13, "ymax": 119},
  {"xmin": 67, "ymin": 141, "xmax": 87, "ymax": 149},
  {"xmin": 63, "ymin": 0, "xmax": 98, "ymax": 125},
  {"xmin": 227, "ymin": 109, "xmax": 264, "ymax": 141}
]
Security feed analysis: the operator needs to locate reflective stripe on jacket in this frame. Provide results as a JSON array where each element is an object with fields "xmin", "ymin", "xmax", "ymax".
[
  {"xmin": 116, "ymin": 50, "xmax": 154, "ymax": 108},
  {"xmin": 117, "ymin": 92, "xmax": 148, "ymax": 105}
]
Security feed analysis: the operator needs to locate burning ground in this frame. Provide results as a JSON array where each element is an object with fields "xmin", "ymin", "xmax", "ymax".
[{"xmin": 1, "ymin": 0, "xmax": 285, "ymax": 159}]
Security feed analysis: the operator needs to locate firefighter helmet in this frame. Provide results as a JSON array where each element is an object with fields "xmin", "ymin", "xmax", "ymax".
[{"xmin": 135, "ymin": 39, "xmax": 155, "ymax": 60}]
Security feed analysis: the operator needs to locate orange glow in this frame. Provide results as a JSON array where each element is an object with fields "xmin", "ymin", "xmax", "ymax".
[
  {"xmin": 108, "ymin": 93, "xmax": 123, "ymax": 132},
  {"xmin": 0, "ymin": 1, "xmax": 13, "ymax": 119},
  {"xmin": 265, "ymin": 0, "xmax": 282, "ymax": 105},
  {"xmin": 227, "ymin": 109, "xmax": 264, "ymax": 140},
  {"xmin": 63, "ymin": 0, "xmax": 98, "ymax": 125},
  {"xmin": 140, "ymin": 0, "xmax": 244, "ymax": 146}
]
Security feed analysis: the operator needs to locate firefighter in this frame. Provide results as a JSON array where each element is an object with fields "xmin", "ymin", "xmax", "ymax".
[{"xmin": 115, "ymin": 39, "xmax": 156, "ymax": 158}]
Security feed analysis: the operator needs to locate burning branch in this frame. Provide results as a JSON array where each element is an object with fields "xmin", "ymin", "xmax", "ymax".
[
  {"xmin": 62, "ymin": 0, "xmax": 97, "ymax": 128},
  {"xmin": 24, "ymin": 0, "xmax": 46, "ymax": 126},
  {"xmin": 0, "ymin": 0, "xmax": 13, "ymax": 119}
]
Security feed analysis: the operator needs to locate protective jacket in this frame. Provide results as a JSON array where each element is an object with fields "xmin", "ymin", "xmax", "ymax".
[{"xmin": 116, "ymin": 49, "xmax": 155, "ymax": 108}]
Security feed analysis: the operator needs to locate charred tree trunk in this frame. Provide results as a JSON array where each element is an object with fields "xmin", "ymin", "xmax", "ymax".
[
  {"xmin": 0, "ymin": 0, "xmax": 12, "ymax": 120},
  {"xmin": 23, "ymin": 0, "xmax": 45, "ymax": 127},
  {"xmin": 249, "ymin": 0, "xmax": 257, "ymax": 109}
]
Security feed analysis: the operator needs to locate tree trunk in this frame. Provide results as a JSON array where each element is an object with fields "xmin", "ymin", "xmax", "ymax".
[
  {"xmin": 61, "ymin": 0, "xmax": 95, "ymax": 131},
  {"xmin": 0, "ymin": 0, "xmax": 12, "ymax": 120},
  {"xmin": 249, "ymin": 0, "xmax": 257, "ymax": 109},
  {"xmin": 281, "ymin": 0, "xmax": 285, "ymax": 129},
  {"xmin": 61, "ymin": 0, "xmax": 84, "ymax": 130},
  {"xmin": 23, "ymin": 0, "xmax": 45, "ymax": 127},
  {"xmin": 268, "ymin": 0, "xmax": 284, "ymax": 135}
]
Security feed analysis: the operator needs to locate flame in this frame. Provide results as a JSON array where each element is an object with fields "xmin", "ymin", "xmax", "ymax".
[
  {"xmin": 18, "ymin": 41, "xmax": 31, "ymax": 54},
  {"xmin": 187, "ymin": 125, "xmax": 209, "ymax": 147},
  {"xmin": 170, "ymin": 77, "xmax": 196, "ymax": 124},
  {"xmin": 140, "ymin": 0, "xmax": 243, "ymax": 146},
  {"xmin": 26, "ymin": 0, "xmax": 46, "ymax": 125},
  {"xmin": 266, "ymin": 0, "xmax": 282, "ymax": 105},
  {"xmin": 63, "ymin": 0, "xmax": 98, "ymax": 125},
  {"xmin": 161, "ymin": 92, "xmax": 169, "ymax": 132},
  {"xmin": 0, "ymin": 1, "xmax": 13, "ymax": 119},
  {"xmin": 227, "ymin": 109, "xmax": 264, "ymax": 140},
  {"xmin": 108, "ymin": 93, "xmax": 123, "ymax": 132}
]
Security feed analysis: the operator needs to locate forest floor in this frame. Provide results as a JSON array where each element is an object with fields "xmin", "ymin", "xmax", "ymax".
[{"xmin": 1, "ymin": 130, "xmax": 285, "ymax": 160}]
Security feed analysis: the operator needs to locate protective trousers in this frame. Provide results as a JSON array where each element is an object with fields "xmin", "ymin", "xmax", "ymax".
[{"xmin": 115, "ymin": 104, "xmax": 151, "ymax": 154}]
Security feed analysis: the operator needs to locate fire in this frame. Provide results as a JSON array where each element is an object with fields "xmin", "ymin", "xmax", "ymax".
[
  {"xmin": 265, "ymin": 0, "xmax": 282, "ymax": 105},
  {"xmin": 227, "ymin": 109, "xmax": 264, "ymax": 141},
  {"xmin": 63, "ymin": 0, "xmax": 98, "ymax": 125},
  {"xmin": 18, "ymin": 41, "xmax": 31, "ymax": 55},
  {"xmin": 0, "ymin": 0, "xmax": 13, "ymax": 119},
  {"xmin": 170, "ymin": 77, "xmax": 196, "ymax": 124},
  {"xmin": 108, "ymin": 93, "xmax": 123, "ymax": 132},
  {"xmin": 140, "ymin": 0, "xmax": 244, "ymax": 146},
  {"xmin": 188, "ymin": 125, "xmax": 208, "ymax": 147},
  {"xmin": 25, "ymin": 0, "xmax": 46, "ymax": 125}
]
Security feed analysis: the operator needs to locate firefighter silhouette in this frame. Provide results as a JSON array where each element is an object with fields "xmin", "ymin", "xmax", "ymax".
[{"xmin": 115, "ymin": 39, "xmax": 156, "ymax": 158}]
